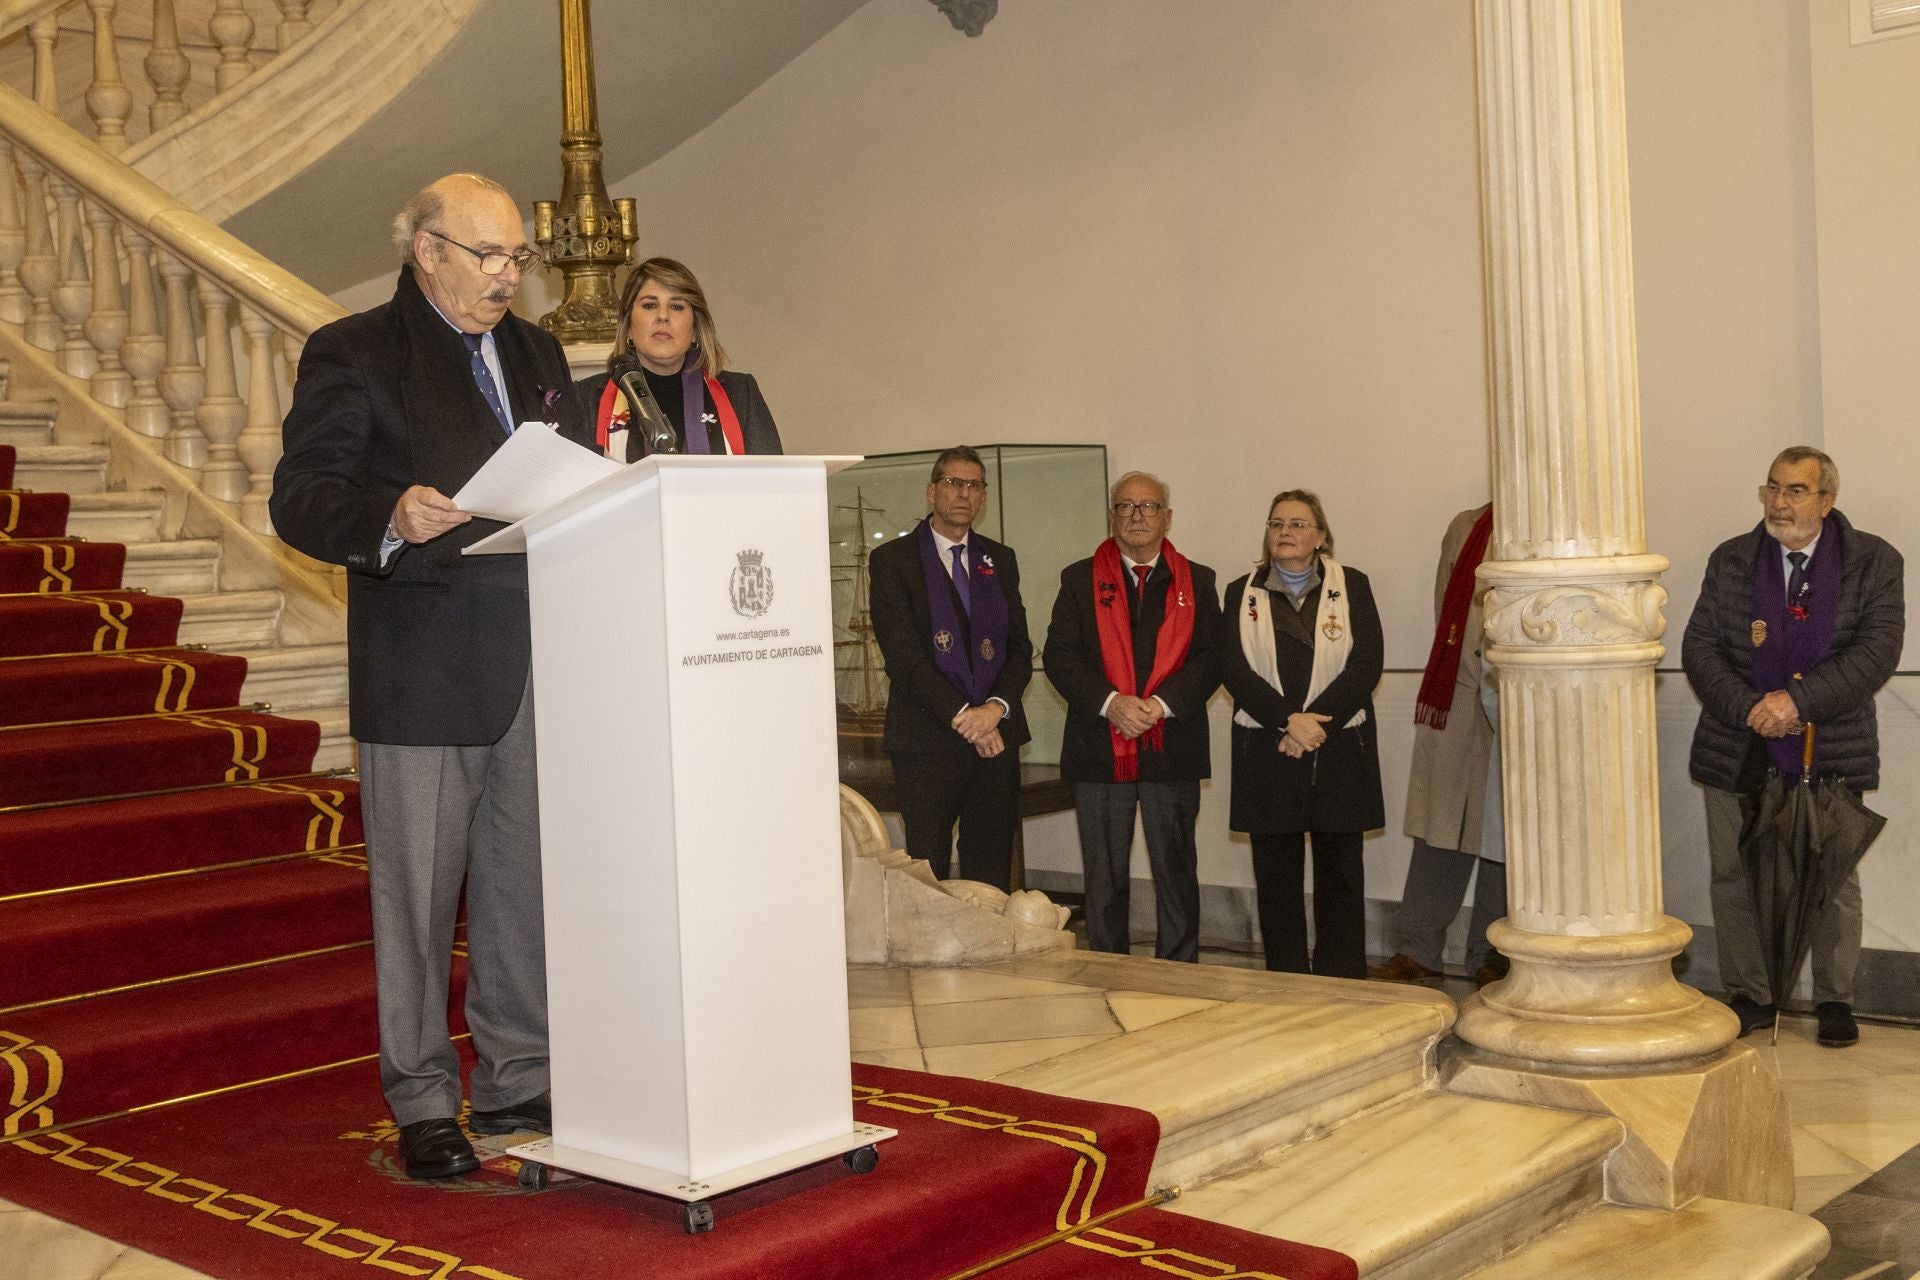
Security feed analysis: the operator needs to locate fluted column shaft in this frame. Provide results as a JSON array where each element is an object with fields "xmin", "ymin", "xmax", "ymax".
[{"xmin": 1454, "ymin": 0, "xmax": 1736, "ymax": 1067}]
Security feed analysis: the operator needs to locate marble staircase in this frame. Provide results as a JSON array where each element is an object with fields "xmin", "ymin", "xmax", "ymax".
[
  {"xmin": 0, "ymin": 394, "xmax": 351, "ymax": 769},
  {"xmin": 860, "ymin": 951, "xmax": 1830, "ymax": 1278}
]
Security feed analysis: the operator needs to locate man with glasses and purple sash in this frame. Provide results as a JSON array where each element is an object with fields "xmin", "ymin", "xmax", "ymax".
[
  {"xmin": 1683, "ymin": 446, "xmax": 1905, "ymax": 1049},
  {"xmin": 867, "ymin": 446, "xmax": 1033, "ymax": 890}
]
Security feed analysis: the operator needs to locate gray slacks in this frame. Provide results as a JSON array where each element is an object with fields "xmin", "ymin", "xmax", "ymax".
[
  {"xmin": 1074, "ymin": 779, "xmax": 1201, "ymax": 962},
  {"xmin": 1389, "ymin": 837, "xmax": 1507, "ymax": 972},
  {"xmin": 1705, "ymin": 784, "xmax": 1862, "ymax": 1006},
  {"xmin": 359, "ymin": 676, "xmax": 549, "ymax": 1125}
]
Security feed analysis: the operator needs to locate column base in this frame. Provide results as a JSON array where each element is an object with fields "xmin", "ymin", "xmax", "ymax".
[
  {"xmin": 1454, "ymin": 918, "xmax": 1739, "ymax": 1066},
  {"xmin": 1442, "ymin": 1039, "xmax": 1794, "ymax": 1211}
]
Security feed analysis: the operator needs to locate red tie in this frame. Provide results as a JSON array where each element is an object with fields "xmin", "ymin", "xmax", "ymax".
[{"xmin": 1132, "ymin": 564, "xmax": 1151, "ymax": 611}]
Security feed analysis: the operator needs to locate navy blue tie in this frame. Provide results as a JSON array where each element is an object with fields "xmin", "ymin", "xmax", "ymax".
[
  {"xmin": 949, "ymin": 544, "xmax": 971, "ymax": 616},
  {"xmin": 463, "ymin": 332, "xmax": 513, "ymax": 435},
  {"xmin": 1786, "ymin": 551, "xmax": 1807, "ymax": 607}
]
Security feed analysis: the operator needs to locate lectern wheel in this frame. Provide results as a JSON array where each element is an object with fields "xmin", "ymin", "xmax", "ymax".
[
  {"xmin": 684, "ymin": 1200, "xmax": 715, "ymax": 1234},
  {"xmin": 516, "ymin": 1161, "xmax": 549, "ymax": 1191},
  {"xmin": 844, "ymin": 1145, "xmax": 880, "ymax": 1175}
]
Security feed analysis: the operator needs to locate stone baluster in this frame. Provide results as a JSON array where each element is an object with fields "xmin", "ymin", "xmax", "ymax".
[
  {"xmin": 28, "ymin": 16, "xmax": 58, "ymax": 111},
  {"xmin": 119, "ymin": 228, "xmax": 168, "ymax": 438},
  {"xmin": 14, "ymin": 149, "xmax": 58, "ymax": 351},
  {"xmin": 1446, "ymin": 0, "xmax": 1788, "ymax": 1213},
  {"xmin": 49, "ymin": 179, "xmax": 97, "ymax": 379},
  {"xmin": 0, "ymin": 143, "xmax": 28, "ymax": 325},
  {"xmin": 276, "ymin": 0, "xmax": 313, "ymax": 49},
  {"xmin": 193, "ymin": 278, "xmax": 247, "ymax": 502},
  {"xmin": 82, "ymin": 201, "xmax": 130, "ymax": 405},
  {"xmin": 145, "ymin": 0, "xmax": 189, "ymax": 132},
  {"xmin": 210, "ymin": 0, "xmax": 256, "ymax": 93},
  {"xmin": 84, "ymin": 0, "xmax": 132, "ymax": 153},
  {"xmin": 236, "ymin": 306, "xmax": 282, "ymax": 534},
  {"xmin": 156, "ymin": 251, "xmax": 206, "ymax": 470}
]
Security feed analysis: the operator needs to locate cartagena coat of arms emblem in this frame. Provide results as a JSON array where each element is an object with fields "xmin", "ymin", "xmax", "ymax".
[{"xmin": 730, "ymin": 549, "xmax": 774, "ymax": 618}]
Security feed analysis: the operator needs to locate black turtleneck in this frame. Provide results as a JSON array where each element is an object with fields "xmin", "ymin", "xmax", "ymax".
[{"xmin": 640, "ymin": 366, "xmax": 724, "ymax": 453}]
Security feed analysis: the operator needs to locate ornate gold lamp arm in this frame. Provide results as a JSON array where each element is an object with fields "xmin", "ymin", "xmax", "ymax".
[{"xmin": 534, "ymin": 0, "xmax": 636, "ymax": 344}]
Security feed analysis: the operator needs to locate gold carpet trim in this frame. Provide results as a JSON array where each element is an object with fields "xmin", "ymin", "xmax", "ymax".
[
  {"xmin": 0, "ymin": 642, "xmax": 206, "ymax": 663},
  {"xmin": 33, "ymin": 540, "xmax": 75, "ymax": 592},
  {"xmin": 0, "ymin": 491, "xmax": 17, "ymax": 534},
  {"xmin": 0, "ymin": 702, "xmax": 257, "ymax": 733},
  {"xmin": 0, "ymin": 1029, "xmax": 63, "ymax": 1136},
  {"xmin": 0, "ymin": 843, "xmax": 369, "ymax": 904},
  {"xmin": 0, "ymin": 940, "xmax": 373, "ymax": 1017},
  {"xmin": 107, "ymin": 650, "xmax": 201, "ymax": 712},
  {"xmin": 0, "ymin": 768, "xmax": 352, "ymax": 814},
  {"xmin": 251, "ymin": 778, "xmax": 352, "ymax": 850}
]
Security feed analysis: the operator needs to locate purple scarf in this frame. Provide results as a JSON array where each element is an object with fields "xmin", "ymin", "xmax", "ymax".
[
  {"xmin": 1749, "ymin": 517, "xmax": 1842, "ymax": 777},
  {"xmin": 915, "ymin": 517, "xmax": 1009, "ymax": 706},
  {"xmin": 678, "ymin": 364, "xmax": 712, "ymax": 455}
]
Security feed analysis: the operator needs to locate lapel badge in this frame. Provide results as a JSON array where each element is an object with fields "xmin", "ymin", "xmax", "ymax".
[
  {"xmin": 980, "ymin": 638, "xmax": 995, "ymax": 661},
  {"xmin": 935, "ymin": 629, "xmax": 954, "ymax": 654},
  {"xmin": 1751, "ymin": 619, "xmax": 1767, "ymax": 648},
  {"xmin": 1322, "ymin": 612, "xmax": 1344, "ymax": 641}
]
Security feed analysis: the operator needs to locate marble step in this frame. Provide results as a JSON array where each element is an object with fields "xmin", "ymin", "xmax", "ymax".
[
  {"xmin": 1171, "ymin": 1088, "xmax": 1620, "ymax": 1279},
  {"xmin": 177, "ymin": 589, "xmax": 284, "ymax": 649},
  {"xmin": 1462, "ymin": 1197, "xmax": 1827, "ymax": 1280},
  {"xmin": 986, "ymin": 952, "xmax": 1456, "ymax": 1188},
  {"xmin": 120, "ymin": 539, "xmax": 221, "ymax": 594},
  {"xmin": 309, "ymin": 704, "xmax": 355, "ymax": 772},
  {"xmin": 0, "ymin": 402, "xmax": 56, "ymax": 447},
  {"xmin": 238, "ymin": 643, "xmax": 349, "ymax": 712},
  {"xmin": 66, "ymin": 491, "xmax": 167, "ymax": 542},
  {"xmin": 10, "ymin": 444, "xmax": 108, "ymax": 493}
]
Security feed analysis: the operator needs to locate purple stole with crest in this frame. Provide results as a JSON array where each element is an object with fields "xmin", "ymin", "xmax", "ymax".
[
  {"xmin": 915, "ymin": 517, "xmax": 1009, "ymax": 707},
  {"xmin": 1749, "ymin": 517, "xmax": 1842, "ymax": 777}
]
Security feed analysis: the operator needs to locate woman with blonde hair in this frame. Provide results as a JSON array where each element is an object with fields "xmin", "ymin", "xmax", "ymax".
[
  {"xmin": 575, "ymin": 257, "xmax": 783, "ymax": 460},
  {"xmin": 1220, "ymin": 489, "xmax": 1385, "ymax": 977}
]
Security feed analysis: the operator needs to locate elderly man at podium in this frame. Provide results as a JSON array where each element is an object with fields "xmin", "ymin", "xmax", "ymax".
[
  {"xmin": 270, "ymin": 174, "xmax": 587, "ymax": 1181},
  {"xmin": 868, "ymin": 446, "xmax": 1033, "ymax": 890}
]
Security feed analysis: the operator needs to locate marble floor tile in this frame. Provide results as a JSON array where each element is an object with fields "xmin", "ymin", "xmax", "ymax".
[
  {"xmin": 922, "ymin": 1035, "xmax": 1116, "ymax": 1079},
  {"xmin": 1789, "ymin": 1078, "xmax": 1920, "ymax": 1127},
  {"xmin": 1804, "ymin": 1122, "xmax": 1920, "ymax": 1173},
  {"xmin": 1105, "ymin": 991, "xmax": 1221, "ymax": 1033},
  {"xmin": 846, "ymin": 965, "xmax": 912, "ymax": 1007},
  {"xmin": 852, "ymin": 1046, "xmax": 926, "ymax": 1071},
  {"xmin": 972, "ymin": 951, "xmax": 1311, "ymax": 1002},
  {"xmin": 906, "ymin": 968, "xmax": 1094, "ymax": 1005},
  {"xmin": 849, "ymin": 1004, "xmax": 920, "ymax": 1052},
  {"xmin": 912, "ymin": 992, "xmax": 1121, "ymax": 1048},
  {"xmin": 1796, "ymin": 1172, "xmax": 1868, "ymax": 1214},
  {"xmin": 1794, "ymin": 1126, "xmax": 1877, "ymax": 1178}
]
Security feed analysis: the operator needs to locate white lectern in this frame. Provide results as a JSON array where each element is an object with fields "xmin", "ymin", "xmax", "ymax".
[{"xmin": 466, "ymin": 454, "xmax": 892, "ymax": 1223}]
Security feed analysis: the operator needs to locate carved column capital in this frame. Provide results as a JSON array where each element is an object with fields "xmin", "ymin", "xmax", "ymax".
[{"xmin": 930, "ymin": 0, "xmax": 998, "ymax": 37}]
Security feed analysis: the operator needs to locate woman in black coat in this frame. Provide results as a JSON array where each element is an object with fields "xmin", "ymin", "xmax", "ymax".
[
  {"xmin": 1221, "ymin": 489, "xmax": 1385, "ymax": 977},
  {"xmin": 574, "ymin": 257, "xmax": 783, "ymax": 460}
]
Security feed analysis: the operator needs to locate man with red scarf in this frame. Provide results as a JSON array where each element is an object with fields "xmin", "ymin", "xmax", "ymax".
[
  {"xmin": 1044, "ymin": 472, "xmax": 1221, "ymax": 961},
  {"xmin": 1684, "ymin": 446, "xmax": 1903, "ymax": 1049}
]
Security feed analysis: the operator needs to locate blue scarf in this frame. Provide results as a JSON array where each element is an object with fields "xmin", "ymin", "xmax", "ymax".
[
  {"xmin": 1749, "ymin": 517, "xmax": 1842, "ymax": 778},
  {"xmin": 915, "ymin": 517, "xmax": 1009, "ymax": 706}
]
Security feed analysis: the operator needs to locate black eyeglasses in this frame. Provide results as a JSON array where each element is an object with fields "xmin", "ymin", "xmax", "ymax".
[
  {"xmin": 1111, "ymin": 501, "xmax": 1165, "ymax": 517},
  {"xmin": 427, "ymin": 230, "xmax": 541, "ymax": 277}
]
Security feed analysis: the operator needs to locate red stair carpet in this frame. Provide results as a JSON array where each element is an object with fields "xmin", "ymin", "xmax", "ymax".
[{"xmin": 0, "ymin": 487, "xmax": 69, "ymax": 536}]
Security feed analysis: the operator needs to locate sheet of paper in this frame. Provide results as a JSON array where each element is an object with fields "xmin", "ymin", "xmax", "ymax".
[{"xmin": 451, "ymin": 423, "xmax": 623, "ymax": 523}]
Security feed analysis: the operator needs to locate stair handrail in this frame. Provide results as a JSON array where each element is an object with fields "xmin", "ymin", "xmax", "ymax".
[{"xmin": 0, "ymin": 76, "xmax": 344, "ymax": 542}]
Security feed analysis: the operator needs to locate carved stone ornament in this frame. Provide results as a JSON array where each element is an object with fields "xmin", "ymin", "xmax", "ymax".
[
  {"xmin": 1483, "ymin": 582, "xmax": 1667, "ymax": 648},
  {"xmin": 931, "ymin": 0, "xmax": 998, "ymax": 37}
]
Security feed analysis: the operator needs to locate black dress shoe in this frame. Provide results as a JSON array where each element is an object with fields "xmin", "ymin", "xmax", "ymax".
[
  {"xmin": 1816, "ymin": 1001, "xmax": 1859, "ymax": 1048},
  {"xmin": 1726, "ymin": 993, "xmax": 1776, "ymax": 1039},
  {"xmin": 397, "ymin": 1117, "xmax": 479, "ymax": 1179},
  {"xmin": 470, "ymin": 1091, "xmax": 552, "ymax": 1136}
]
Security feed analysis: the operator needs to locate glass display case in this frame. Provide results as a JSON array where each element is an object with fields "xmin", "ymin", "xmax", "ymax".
[{"xmin": 829, "ymin": 444, "xmax": 1109, "ymax": 777}]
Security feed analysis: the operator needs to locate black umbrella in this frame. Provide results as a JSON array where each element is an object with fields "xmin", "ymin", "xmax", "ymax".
[{"xmin": 1739, "ymin": 724, "xmax": 1886, "ymax": 1043}]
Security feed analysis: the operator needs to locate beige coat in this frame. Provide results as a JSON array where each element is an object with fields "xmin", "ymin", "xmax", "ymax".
[{"xmin": 1402, "ymin": 505, "xmax": 1498, "ymax": 855}]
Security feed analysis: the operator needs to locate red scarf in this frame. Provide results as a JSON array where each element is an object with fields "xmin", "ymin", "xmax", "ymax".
[
  {"xmin": 1093, "ymin": 537, "xmax": 1196, "ymax": 781},
  {"xmin": 1413, "ymin": 505, "xmax": 1494, "ymax": 729},
  {"xmin": 593, "ymin": 373, "xmax": 747, "ymax": 455}
]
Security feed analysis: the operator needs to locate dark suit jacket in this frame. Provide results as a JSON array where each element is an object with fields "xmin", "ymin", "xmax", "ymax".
[
  {"xmin": 1221, "ymin": 566, "xmax": 1386, "ymax": 834},
  {"xmin": 571, "ymin": 368, "xmax": 782, "ymax": 458},
  {"xmin": 1044, "ymin": 554, "xmax": 1221, "ymax": 783},
  {"xmin": 868, "ymin": 527, "xmax": 1032, "ymax": 756},
  {"xmin": 270, "ymin": 270, "xmax": 588, "ymax": 745}
]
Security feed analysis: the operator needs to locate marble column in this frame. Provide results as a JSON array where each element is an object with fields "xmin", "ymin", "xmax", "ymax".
[{"xmin": 1446, "ymin": 0, "xmax": 1790, "ymax": 1211}]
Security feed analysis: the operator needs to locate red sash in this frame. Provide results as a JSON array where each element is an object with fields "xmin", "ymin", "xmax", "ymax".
[
  {"xmin": 1093, "ymin": 538, "xmax": 1196, "ymax": 781},
  {"xmin": 594, "ymin": 374, "xmax": 747, "ymax": 455},
  {"xmin": 1413, "ymin": 504, "xmax": 1493, "ymax": 728}
]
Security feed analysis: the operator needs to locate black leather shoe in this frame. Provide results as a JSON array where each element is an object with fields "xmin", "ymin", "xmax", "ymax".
[
  {"xmin": 1727, "ymin": 993, "xmax": 1776, "ymax": 1039},
  {"xmin": 1816, "ymin": 1001, "xmax": 1859, "ymax": 1048},
  {"xmin": 470, "ymin": 1091, "xmax": 552, "ymax": 1136},
  {"xmin": 397, "ymin": 1117, "xmax": 479, "ymax": 1179}
]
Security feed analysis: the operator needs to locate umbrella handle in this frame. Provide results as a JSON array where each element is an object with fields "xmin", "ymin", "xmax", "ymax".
[{"xmin": 1801, "ymin": 722, "xmax": 1816, "ymax": 782}]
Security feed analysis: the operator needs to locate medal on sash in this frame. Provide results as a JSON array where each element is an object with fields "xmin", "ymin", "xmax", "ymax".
[
  {"xmin": 980, "ymin": 638, "xmax": 995, "ymax": 661},
  {"xmin": 935, "ymin": 630, "xmax": 954, "ymax": 653},
  {"xmin": 1751, "ymin": 619, "xmax": 1767, "ymax": 647}
]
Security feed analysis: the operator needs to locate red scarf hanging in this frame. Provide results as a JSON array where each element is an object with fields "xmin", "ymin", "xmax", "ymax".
[
  {"xmin": 594, "ymin": 373, "xmax": 748, "ymax": 455},
  {"xmin": 1413, "ymin": 504, "xmax": 1494, "ymax": 729},
  {"xmin": 1093, "ymin": 538, "xmax": 1196, "ymax": 781}
]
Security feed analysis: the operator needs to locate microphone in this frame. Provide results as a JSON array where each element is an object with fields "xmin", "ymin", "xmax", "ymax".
[{"xmin": 610, "ymin": 355, "xmax": 679, "ymax": 455}]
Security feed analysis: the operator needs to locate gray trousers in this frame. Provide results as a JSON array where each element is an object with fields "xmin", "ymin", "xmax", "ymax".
[
  {"xmin": 1389, "ymin": 837, "xmax": 1507, "ymax": 972},
  {"xmin": 1705, "ymin": 784, "xmax": 1862, "ymax": 1006},
  {"xmin": 1074, "ymin": 779, "xmax": 1201, "ymax": 962},
  {"xmin": 359, "ymin": 676, "xmax": 549, "ymax": 1126}
]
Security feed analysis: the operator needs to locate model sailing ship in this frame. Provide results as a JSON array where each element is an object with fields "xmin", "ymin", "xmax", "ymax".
[{"xmin": 832, "ymin": 489, "xmax": 890, "ymax": 757}]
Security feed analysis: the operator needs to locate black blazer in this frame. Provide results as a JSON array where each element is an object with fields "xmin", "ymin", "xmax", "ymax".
[
  {"xmin": 270, "ymin": 271, "xmax": 588, "ymax": 745},
  {"xmin": 571, "ymin": 368, "xmax": 782, "ymax": 459},
  {"xmin": 1044, "ymin": 555, "xmax": 1221, "ymax": 783},
  {"xmin": 867, "ymin": 528, "xmax": 1033, "ymax": 756},
  {"xmin": 1220, "ymin": 566, "xmax": 1386, "ymax": 834}
]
